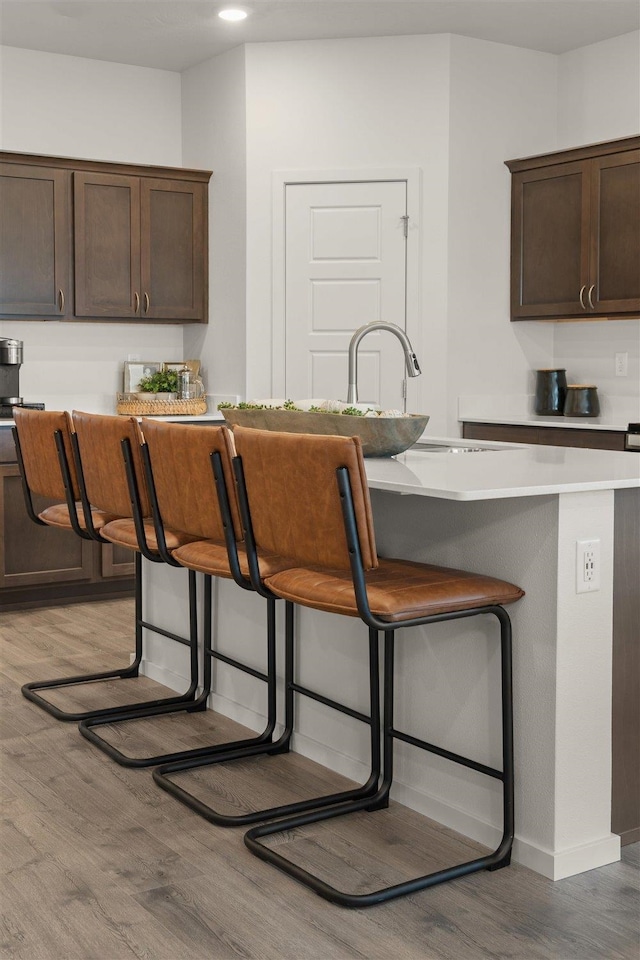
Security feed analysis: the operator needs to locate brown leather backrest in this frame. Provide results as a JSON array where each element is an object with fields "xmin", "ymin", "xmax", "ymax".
[
  {"xmin": 233, "ymin": 427, "xmax": 378, "ymax": 571},
  {"xmin": 13, "ymin": 408, "xmax": 80, "ymax": 501},
  {"xmin": 141, "ymin": 420, "xmax": 242, "ymax": 541},
  {"xmin": 71, "ymin": 411, "xmax": 150, "ymax": 518}
]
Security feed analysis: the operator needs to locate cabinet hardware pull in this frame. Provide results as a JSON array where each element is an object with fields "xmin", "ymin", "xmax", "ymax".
[
  {"xmin": 587, "ymin": 284, "xmax": 595, "ymax": 309},
  {"xmin": 58, "ymin": 289, "xmax": 65, "ymax": 313},
  {"xmin": 144, "ymin": 292, "xmax": 150, "ymax": 314},
  {"xmin": 579, "ymin": 285, "xmax": 587, "ymax": 310},
  {"xmin": 134, "ymin": 292, "xmax": 140, "ymax": 313}
]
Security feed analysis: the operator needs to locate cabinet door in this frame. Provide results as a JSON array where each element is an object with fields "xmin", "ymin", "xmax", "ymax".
[
  {"xmin": 0, "ymin": 466, "xmax": 94, "ymax": 589},
  {"xmin": 101, "ymin": 543, "xmax": 135, "ymax": 578},
  {"xmin": 590, "ymin": 151, "xmax": 640, "ymax": 315},
  {"xmin": 140, "ymin": 179, "xmax": 206, "ymax": 321},
  {"xmin": 74, "ymin": 172, "xmax": 141, "ymax": 318},
  {"xmin": 511, "ymin": 161, "xmax": 591, "ymax": 319},
  {"xmin": 0, "ymin": 163, "xmax": 70, "ymax": 317}
]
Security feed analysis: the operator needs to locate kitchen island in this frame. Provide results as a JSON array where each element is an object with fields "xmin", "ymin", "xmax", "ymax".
[{"xmin": 132, "ymin": 438, "xmax": 639, "ymax": 879}]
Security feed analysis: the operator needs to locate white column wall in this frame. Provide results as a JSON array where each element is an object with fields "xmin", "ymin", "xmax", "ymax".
[
  {"xmin": 446, "ymin": 36, "xmax": 558, "ymax": 432},
  {"xmin": 554, "ymin": 32, "xmax": 640, "ymax": 417},
  {"xmin": 243, "ymin": 34, "xmax": 451, "ymax": 433},
  {"xmin": 181, "ymin": 46, "xmax": 247, "ymax": 407},
  {"xmin": 0, "ymin": 46, "xmax": 185, "ymax": 409}
]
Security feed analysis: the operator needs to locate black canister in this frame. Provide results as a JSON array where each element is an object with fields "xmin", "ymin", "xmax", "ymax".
[
  {"xmin": 563, "ymin": 385, "xmax": 600, "ymax": 418},
  {"xmin": 534, "ymin": 369, "xmax": 567, "ymax": 416}
]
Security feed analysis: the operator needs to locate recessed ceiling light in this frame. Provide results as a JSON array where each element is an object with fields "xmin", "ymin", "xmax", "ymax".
[{"xmin": 218, "ymin": 8, "xmax": 248, "ymax": 21}]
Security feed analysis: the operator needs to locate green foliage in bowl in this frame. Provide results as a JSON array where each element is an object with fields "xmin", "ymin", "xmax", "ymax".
[
  {"xmin": 138, "ymin": 369, "xmax": 179, "ymax": 394},
  {"xmin": 217, "ymin": 400, "xmax": 373, "ymax": 417}
]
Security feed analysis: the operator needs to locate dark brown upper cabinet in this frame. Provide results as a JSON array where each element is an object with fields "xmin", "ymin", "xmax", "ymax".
[
  {"xmin": 0, "ymin": 152, "xmax": 211, "ymax": 323},
  {"xmin": 507, "ymin": 137, "xmax": 640, "ymax": 321},
  {"xmin": 74, "ymin": 173, "xmax": 207, "ymax": 321},
  {"xmin": 0, "ymin": 163, "xmax": 71, "ymax": 318}
]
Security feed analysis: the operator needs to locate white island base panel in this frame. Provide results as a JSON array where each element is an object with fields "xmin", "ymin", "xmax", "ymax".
[{"xmin": 140, "ymin": 484, "xmax": 621, "ymax": 882}]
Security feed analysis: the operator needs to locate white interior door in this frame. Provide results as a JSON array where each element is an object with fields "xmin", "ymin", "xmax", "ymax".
[{"xmin": 284, "ymin": 180, "xmax": 407, "ymax": 408}]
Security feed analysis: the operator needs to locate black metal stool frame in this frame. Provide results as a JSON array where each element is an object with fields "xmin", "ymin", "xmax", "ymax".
[
  {"xmin": 79, "ymin": 442, "xmax": 281, "ymax": 769},
  {"xmin": 16, "ymin": 427, "xmax": 201, "ymax": 725},
  {"xmin": 151, "ymin": 453, "xmax": 382, "ymax": 827},
  {"xmin": 244, "ymin": 465, "xmax": 514, "ymax": 908}
]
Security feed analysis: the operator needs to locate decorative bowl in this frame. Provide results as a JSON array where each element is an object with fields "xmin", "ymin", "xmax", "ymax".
[{"xmin": 220, "ymin": 407, "xmax": 429, "ymax": 457}]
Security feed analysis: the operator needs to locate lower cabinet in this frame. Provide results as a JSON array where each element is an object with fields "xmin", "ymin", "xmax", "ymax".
[
  {"xmin": 0, "ymin": 463, "xmax": 135, "ymax": 610},
  {"xmin": 462, "ymin": 421, "xmax": 627, "ymax": 450},
  {"xmin": 462, "ymin": 420, "xmax": 639, "ymax": 846}
]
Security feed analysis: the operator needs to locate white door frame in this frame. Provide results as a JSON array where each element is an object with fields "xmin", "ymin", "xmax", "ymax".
[{"xmin": 271, "ymin": 167, "xmax": 422, "ymax": 399}]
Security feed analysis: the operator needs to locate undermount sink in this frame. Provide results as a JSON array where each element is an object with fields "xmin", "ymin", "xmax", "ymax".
[{"xmin": 408, "ymin": 442, "xmax": 506, "ymax": 454}]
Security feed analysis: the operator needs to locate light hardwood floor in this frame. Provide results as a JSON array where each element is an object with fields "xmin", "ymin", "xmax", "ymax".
[{"xmin": 1, "ymin": 599, "xmax": 638, "ymax": 960}]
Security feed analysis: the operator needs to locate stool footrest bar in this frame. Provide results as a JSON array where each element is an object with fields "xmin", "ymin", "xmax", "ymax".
[{"xmin": 391, "ymin": 728, "xmax": 504, "ymax": 780}]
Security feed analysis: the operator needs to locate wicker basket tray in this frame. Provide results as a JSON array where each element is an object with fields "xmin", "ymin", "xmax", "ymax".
[{"xmin": 116, "ymin": 398, "xmax": 208, "ymax": 417}]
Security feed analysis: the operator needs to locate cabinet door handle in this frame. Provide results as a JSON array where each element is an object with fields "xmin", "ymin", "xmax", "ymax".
[
  {"xmin": 579, "ymin": 285, "xmax": 587, "ymax": 310},
  {"xmin": 58, "ymin": 288, "xmax": 65, "ymax": 313},
  {"xmin": 134, "ymin": 292, "xmax": 140, "ymax": 313},
  {"xmin": 587, "ymin": 284, "xmax": 595, "ymax": 310},
  {"xmin": 143, "ymin": 292, "xmax": 150, "ymax": 314}
]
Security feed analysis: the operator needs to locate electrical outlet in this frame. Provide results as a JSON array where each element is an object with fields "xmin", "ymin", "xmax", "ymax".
[
  {"xmin": 615, "ymin": 352, "xmax": 628, "ymax": 377},
  {"xmin": 576, "ymin": 539, "xmax": 601, "ymax": 593},
  {"xmin": 127, "ymin": 353, "xmax": 141, "ymax": 362}
]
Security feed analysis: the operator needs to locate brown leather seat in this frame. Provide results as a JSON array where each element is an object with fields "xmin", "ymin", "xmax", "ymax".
[
  {"xmin": 12, "ymin": 407, "xmax": 116, "ymax": 536},
  {"xmin": 12, "ymin": 408, "xmax": 171, "ymax": 726},
  {"xmin": 141, "ymin": 418, "xmax": 290, "ymax": 581},
  {"xmin": 59, "ymin": 410, "xmax": 215, "ymax": 763},
  {"xmin": 233, "ymin": 426, "xmax": 523, "ymax": 908},
  {"xmin": 141, "ymin": 419, "xmax": 301, "ymax": 826}
]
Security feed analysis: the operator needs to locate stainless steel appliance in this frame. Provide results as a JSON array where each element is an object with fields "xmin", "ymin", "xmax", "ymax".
[
  {"xmin": 625, "ymin": 424, "xmax": 640, "ymax": 451},
  {"xmin": 0, "ymin": 339, "xmax": 44, "ymax": 417}
]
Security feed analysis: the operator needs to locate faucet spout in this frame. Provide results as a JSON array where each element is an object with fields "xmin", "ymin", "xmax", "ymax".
[{"xmin": 347, "ymin": 321, "xmax": 421, "ymax": 406}]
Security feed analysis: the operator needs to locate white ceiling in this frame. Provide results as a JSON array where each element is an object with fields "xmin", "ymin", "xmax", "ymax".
[{"xmin": 0, "ymin": 0, "xmax": 638, "ymax": 73}]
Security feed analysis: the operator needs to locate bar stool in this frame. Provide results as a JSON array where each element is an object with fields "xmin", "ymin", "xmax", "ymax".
[
  {"xmin": 79, "ymin": 417, "xmax": 289, "ymax": 775},
  {"xmin": 231, "ymin": 426, "xmax": 523, "ymax": 907},
  {"xmin": 142, "ymin": 420, "xmax": 382, "ymax": 828},
  {"xmin": 13, "ymin": 408, "xmax": 161, "ymax": 722},
  {"xmin": 62, "ymin": 410, "xmax": 216, "ymax": 766}
]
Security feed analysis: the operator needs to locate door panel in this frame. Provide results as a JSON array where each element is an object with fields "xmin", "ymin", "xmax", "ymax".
[
  {"xmin": 74, "ymin": 172, "xmax": 140, "ymax": 318},
  {"xmin": 0, "ymin": 164, "xmax": 69, "ymax": 317},
  {"xmin": 141, "ymin": 179, "xmax": 205, "ymax": 320},
  {"xmin": 590, "ymin": 151, "xmax": 640, "ymax": 314},
  {"xmin": 285, "ymin": 181, "xmax": 407, "ymax": 408},
  {"xmin": 0, "ymin": 467, "xmax": 93, "ymax": 588},
  {"xmin": 511, "ymin": 161, "xmax": 590, "ymax": 318}
]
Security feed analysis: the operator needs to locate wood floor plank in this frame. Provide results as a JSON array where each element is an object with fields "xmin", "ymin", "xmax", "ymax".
[{"xmin": 1, "ymin": 597, "xmax": 639, "ymax": 960}]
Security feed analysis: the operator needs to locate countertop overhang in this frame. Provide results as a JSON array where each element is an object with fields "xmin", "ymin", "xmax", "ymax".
[
  {"xmin": 3, "ymin": 414, "xmax": 637, "ymax": 501},
  {"xmin": 365, "ymin": 438, "xmax": 640, "ymax": 500}
]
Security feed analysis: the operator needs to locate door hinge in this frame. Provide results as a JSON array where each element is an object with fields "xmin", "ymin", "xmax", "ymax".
[{"xmin": 401, "ymin": 215, "xmax": 409, "ymax": 238}]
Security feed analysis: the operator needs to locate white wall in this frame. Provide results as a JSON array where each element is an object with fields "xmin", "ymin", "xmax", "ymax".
[
  {"xmin": 181, "ymin": 46, "xmax": 247, "ymax": 406},
  {"xmin": 554, "ymin": 32, "xmax": 640, "ymax": 417},
  {"xmin": 557, "ymin": 31, "xmax": 640, "ymax": 149},
  {"xmin": 0, "ymin": 46, "xmax": 185, "ymax": 409},
  {"xmin": 243, "ymin": 34, "xmax": 451, "ymax": 431},
  {"xmin": 446, "ymin": 36, "xmax": 558, "ymax": 430}
]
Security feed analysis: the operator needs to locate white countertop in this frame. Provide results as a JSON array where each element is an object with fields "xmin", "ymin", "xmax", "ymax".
[
  {"xmin": 3, "ymin": 412, "xmax": 637, "ymax": 501},
  {"xmin": 458, "ymin": 394, "xmax": 639, "ymax": 432},
  {"xmin": 365, "ymin": 438, "xmax": 640, "ymax": 500}
]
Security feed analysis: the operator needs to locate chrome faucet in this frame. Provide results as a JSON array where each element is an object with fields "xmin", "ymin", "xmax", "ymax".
[{"xmin": 347, "ymin": 321, "xmax": 421, "ymax": 407}]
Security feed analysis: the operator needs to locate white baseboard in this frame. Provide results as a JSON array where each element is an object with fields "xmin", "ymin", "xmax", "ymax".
[
  {"xmin": 513, "ymin": 834, "xmax": 621, "ymax": 880},
  {"xmin": 139, "ymin": 658, "xmax": 191, "ymax": 693},
  {"xmin": 141, "ymin": 666, "xmax": 621, "ymax": 881}
]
